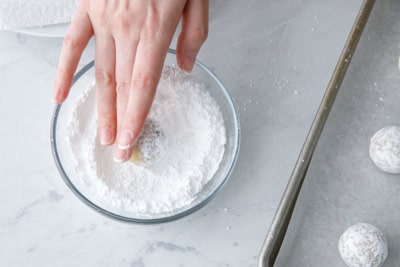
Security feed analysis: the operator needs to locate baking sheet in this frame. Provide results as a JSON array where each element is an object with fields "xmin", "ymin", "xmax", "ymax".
[{"xmin": 275, "ymin": 0, "xmax": 400, "ymax": 265}]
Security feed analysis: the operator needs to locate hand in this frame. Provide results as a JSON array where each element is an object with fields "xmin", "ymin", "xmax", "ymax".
[{"xmin": 53, "ymin": 0, "xmax": 208, "ymax": 162}]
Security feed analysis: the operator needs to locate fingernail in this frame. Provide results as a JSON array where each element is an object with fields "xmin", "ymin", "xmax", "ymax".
[
  {"xmin": 99, "ymin": 127, "xmax": 114, "ymax": 146},
  {"xmin": 52, "ymin": 88, "xmax": 62, "ymax": 103},
  {"xmin": 52, "ymin": 96, "xmax": 59, "ymax": 104},
  {"xmin": 53, "ymin": 85, "xmax": 60, "ymax": 103},
  {"xmin": 113, "ymin": 149, "xmax": 129, "ymax": 163},
  {"xmin": 118, "ymin": 130, "xmax": 133, "ymax": 150},
  {"xmin": 113, "ymin": 157, "xmax": 125, "ymax": 163},
  {"xmin": 182, "ymin": 51, "xmax": 197, "ymax": 72}
]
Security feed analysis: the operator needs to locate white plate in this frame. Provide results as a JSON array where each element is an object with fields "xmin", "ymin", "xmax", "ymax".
[{"xmin": 14, "ymin": 23, "xmax": 70, "ymax": 38}]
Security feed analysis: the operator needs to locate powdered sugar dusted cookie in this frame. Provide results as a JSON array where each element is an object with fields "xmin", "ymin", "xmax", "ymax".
[
  {"xmin": 130, "ymin": 118, "xmax": 167, "ymax": 167},
  {"xmin": 369, "ymin": 126, "xmax": 400, "ymax": 174},
  {"xmin": 338, "ymin": 223, "xmax": 388, "ymax": 267}
]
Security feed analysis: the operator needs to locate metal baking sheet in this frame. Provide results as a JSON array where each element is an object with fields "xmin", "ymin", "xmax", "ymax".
[{"xmin": 271, "ymin": 0, "xmax": 400, "ymax": 265}]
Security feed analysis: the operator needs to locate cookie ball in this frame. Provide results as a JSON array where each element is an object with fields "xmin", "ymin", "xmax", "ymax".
[
  {"xmin": 130, "ymin": 118, "xmax": 166, "ymax": 166},
  {"xmin": 338, "ymin": 223, "xmax": 388, "ymax": 267},
  {"xmin": 369, "ymin": 126, "xmax": 400, "ymax": 173}
]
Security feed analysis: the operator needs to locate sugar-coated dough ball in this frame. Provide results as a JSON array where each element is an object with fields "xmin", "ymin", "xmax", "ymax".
[
  {"xmin": 338, "ymin": 223, "xmax": 388, "ymax": 267},
  {"xmin": 130, "ymin": 118, "xmax": 166, "ymax": 166},
  {"xmin": 369, "ymin": 126, "xmax": 400, "ymax": 173}
]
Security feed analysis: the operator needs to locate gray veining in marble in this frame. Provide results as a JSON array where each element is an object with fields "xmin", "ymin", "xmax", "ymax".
[{"xmin": 0, "ymin": 0, "xmax": 363, "ymax": 266}]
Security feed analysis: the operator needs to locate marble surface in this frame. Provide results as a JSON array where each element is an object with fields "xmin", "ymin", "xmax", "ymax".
[{"xmin": 0, "ymin": 1, "xmax": 362, "ymax": 266}]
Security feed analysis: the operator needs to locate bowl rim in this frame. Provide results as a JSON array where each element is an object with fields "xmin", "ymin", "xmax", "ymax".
[{"xmin": 50, "ymin": 48, "xmax": 241, "ymax": 224}]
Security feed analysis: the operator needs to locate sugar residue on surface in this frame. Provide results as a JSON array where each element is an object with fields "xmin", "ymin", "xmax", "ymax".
[{"xmin": 66, "ymin": 66, "xmax": 226, "ymax": 216}]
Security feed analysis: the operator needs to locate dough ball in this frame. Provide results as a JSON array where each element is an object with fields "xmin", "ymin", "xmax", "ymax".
[
  {"xmin": 338, "ymin": 223, "xmax": 388, "ymax": 267},
  {"xmin": 369, "ymin": 126, "xmax": 400, "ymax": 174},
  {"xmin": 130, "ymin": 118, "xmax": 166, "ymax": 166}
]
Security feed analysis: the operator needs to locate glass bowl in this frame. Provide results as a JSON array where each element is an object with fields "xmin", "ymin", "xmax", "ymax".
[{"xmin": 51, "ymin": 49, "xmax": 240, "ymax": 223}]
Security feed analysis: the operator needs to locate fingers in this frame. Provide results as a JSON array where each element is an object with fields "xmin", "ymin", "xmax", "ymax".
[
  {"xmin": 113, "ymin": 3, "xmax": 183, "ymax": 162},
  {"xmin": 94, "ymin": 34, "xmax": 117, "ymax": 145},
  {"xmin": 113, "ymin": 41, "xmax": 169, "ymax": 161},
  {"xmin": 114, "ymin": 145, "xmax": 134, "ymax": 163},
  {"xmin": 53, "ymin": 3, "xmax": 93, "ymax": 103},
  {"xmin": 112, "ymin": 37, "xmax": 138, "ymax": 160},
  {"xmin": 114, "ymin": 49, "xmax": 163, "ymax": 158},
  {"xmin": 177, "ymin": 0, "xmax": 209, "ymax": 72},
  {"xmin": 58, "ymin": 1, "xmax": 193, "ymax": 162},
  {"xmin": 114, "ymin": 36, "xmax": 138, "ymax": 131}
]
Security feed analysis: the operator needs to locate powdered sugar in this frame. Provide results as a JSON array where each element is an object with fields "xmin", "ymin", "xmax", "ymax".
[
  {"xmin": 0, "ymin": 0, "xmax": 77, "ymax": 30},
  {"xmin": 66, "ymin": 66, "xmax": 226, "ymax": 216}
]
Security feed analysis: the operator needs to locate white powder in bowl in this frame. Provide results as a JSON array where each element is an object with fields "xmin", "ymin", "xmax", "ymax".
[{"xmin": 66, "ymin": 66, "xmax": 226, "ymax": 216}]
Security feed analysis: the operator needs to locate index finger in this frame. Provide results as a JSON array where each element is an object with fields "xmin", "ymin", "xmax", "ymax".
[
  {"xmin": 53, "ymin": 3, "xmax": 93, "ymax": 103},
  {"xmin": 115, "ymin": 41, "xmax": 167, "ymax": 152}
]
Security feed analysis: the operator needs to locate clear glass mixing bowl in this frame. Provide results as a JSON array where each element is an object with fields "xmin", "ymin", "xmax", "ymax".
[{"xmin": 51, "ymin": 49, "xmax": 240, "ymax": 223}]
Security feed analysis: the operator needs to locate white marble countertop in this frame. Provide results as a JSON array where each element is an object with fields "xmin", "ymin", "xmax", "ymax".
[{"xmin": 0, "ymin": 1, "xmax": 363, "ymax": 266}]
